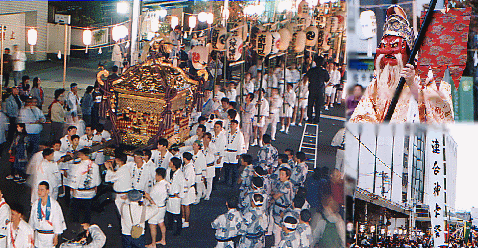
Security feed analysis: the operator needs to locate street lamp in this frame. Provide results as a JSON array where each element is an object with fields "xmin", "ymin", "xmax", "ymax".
[
  {"xmin": 112, "ymin": 25, "xmax": 128, "ymax": 42},
  {"xmin": 117, "ymin": 2, "xmax": 129, "ymax": 14},
  {"xmin": 83, "ymin": 29, "xmax": 92, "ymax": 53},
  {"xmin": 27, "ymin": 28, "xmax": 37, "ymax": 54}
]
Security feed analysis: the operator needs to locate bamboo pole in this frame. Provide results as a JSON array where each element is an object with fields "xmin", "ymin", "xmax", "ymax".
[
  {"xmin": 1, "ymin": 26, "xmax": 4, "ymax": 96},
  {"xmin": 63, "ymin": 23, "xmax": 68, "ymax": 88}
]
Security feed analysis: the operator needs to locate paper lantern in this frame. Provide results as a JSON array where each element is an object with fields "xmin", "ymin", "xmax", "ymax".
[
  {"xmin": 293, "ymin": 31, "xmax": 306, "ymax": 53},
  {"xmin": 255, "ymin": 31, "xmax": 272, "ymax": 56},
  {"xmin": 213, "ymin": 27, "xmax": 227, "ymax": 50},
  {"xmin": 191, "ymin": 45, "xmax": 209, "ymax": 69},
  {"xmin": 171, "ymin": 16, "xmax": 179, "ymax": 29},
  {"xmin": 83, "ymin": 29, "xmax": 92, "ymax": 54},
  {"xmin": 158, "ymin": 9, "xmax": 167, "ymax": 18},
  {"xmin": 206, "ymin": 13, "xmax": 214, "ymax": 25},
  {"xmin": 198, "ymin": 12, "xmax": 208, "ymax": 22},
  {"xmin": 277, "ymin": 1, "xmax": 293, "ymax": 12},
  {"xmin": 112, "ymin": 25, "xmax": 128, "ymax": 42},
  {"xmin": 271, "ymin": 32, "xmax": 281, "ymax": 54},
  {"xmin": 360, "ymin": 10, "xmax": 376, "ymax": 39},
  {"xmin": 305, "ymin": 26, "xmax": 318, "ymax": 46},
  {"xmin": 117, "ymin": 2, "xmax": 129, "ymax": 14},
  {"xmin": 278, "ymin": 28, "xmax": 291, "ymax": 51},
  {"xmin": 298, "ymin": 0, "xmax": 309, "ymax": 18},
  {"xmin": 189, "ymin": 16, "xmax": 197, "ymax": 29},
  {"xmin": 151, "ymin": 18, "xmax": 159, "ymax": 32},
  {"xmin": 28, "ymin": 28, "xmax": 37, "ymax": 54},
  {"xmin": 226, "ymin": 36, "xmax": 243, "ymax": 61}
]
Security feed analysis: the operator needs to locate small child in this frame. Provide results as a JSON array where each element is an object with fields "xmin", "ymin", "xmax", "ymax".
[
  {"xmin": 239, "ymin": 193, "xmax": 268, "ymax": 248},
  {"xmin": 297, "ymin": 209, "xmax": 312, "ymax": 248},
  {"xmin": 145, "ymin": 167, "xmax": 170, "ymax": 247},
  {"xmin": 211, "ymin": 196, "xmax": 243, "ymax": 248}
]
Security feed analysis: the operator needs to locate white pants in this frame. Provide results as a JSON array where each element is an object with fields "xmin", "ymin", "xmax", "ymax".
[
  {"xmin": 205, "ymin": 177, "xmax": 213, "ymax": 199},
  {"xmin": 35, "ymin": 231, "xmax": 55, "ymax": 248},
  {"xmin": 273, "ymin": 222, "xmax": 282, "ymax": 247},
  {"xmin": 266, "ymin": 112, "xmax": 279, "ymax": 139},
  {"xmin": 196, "ymin": 177, "xmax": 206, "ymax": 201},
  {"xmin": 115, "ymin": 192, "xmax": 128, "ymax": 214},
  {"xmin": 242, "ymin": 122, "xmax": 253, "ymax": 151}
]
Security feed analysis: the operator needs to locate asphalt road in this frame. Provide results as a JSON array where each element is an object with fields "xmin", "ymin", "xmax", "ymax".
[{"xmin": 1, "ymin": 57, "xmax": 346, "ymax": 247}]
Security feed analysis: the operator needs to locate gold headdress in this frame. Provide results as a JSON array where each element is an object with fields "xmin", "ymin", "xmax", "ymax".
[{"xmin": 382, "ymin": 5, "xmax": 414, "ymax": 49}]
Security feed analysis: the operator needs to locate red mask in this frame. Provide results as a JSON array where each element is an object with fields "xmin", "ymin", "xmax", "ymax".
[{"xmin": 375, "ymin": 35, "xmax": 408, "ymax": 69}]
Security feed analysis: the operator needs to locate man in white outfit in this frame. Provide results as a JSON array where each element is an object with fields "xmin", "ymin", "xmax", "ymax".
[
  {"xmin": 29, "ymin": 181, "xmax": 66, "ymax": 248},
  {"xmin": 31, "ymin": 149, "xmax": 62, "ymax": 205},
  {"xmin": 0, "ymin": 189, "xmax": 11, "ymax": 247},
  {"xmin": 202, "ymin": 132, "xmax": 217, "ymax": 201},
  {"xmin": 145, "ymin": 167, "xmax": 169, "ymax": 247},
  {"xmin": 165, "ymin": 157, "xmax": 186, "ymax": 236},
  {"xmin": 192, "ymin": 141, "xmax": 206, "ymax": 204},
  {"xmin": 7, "ymin": 203, "xmax": 34, "ymax": 248},
  {"xmin": 181, "ymin": 152, "xmax": 195, "ymax": 228},
  {"xmin": 12, "ymin": 44, "xmax": 26, "ymax": 86},
  {"xmin": 151, "ymin": 138, "xmax": 173, "ymax": 170},
  {"xmin": 240, "ymin": 93, "xmax": 256, "ymax": 151},
  {"xmin": 105, "ymin": 154, "xmax": 133, "ymax": 214},
  {"xmin": 223, "ymin": 120, "xmax": 246, "ymax": 188}
]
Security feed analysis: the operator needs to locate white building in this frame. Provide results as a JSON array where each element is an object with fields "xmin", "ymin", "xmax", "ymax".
[
  {"xmin": 0, "ymin": 1, "xmax": 48, "ymax": 61},
  {"xmin": 345, "ymin": 124, "xmax": 457, "ymax": 231}
]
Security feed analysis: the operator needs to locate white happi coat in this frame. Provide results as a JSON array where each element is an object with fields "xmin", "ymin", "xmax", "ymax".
[
  {"xmin": 212, "ymin": 130, "xmax": 227, "ymax": 169},
  {"xmin": 127, "ymin": 162, "xmax": 154, "ymax": 193},
  {"xmin": 151, "ymin": 150, "xmax": 173, "ymax": 170},
  {"xmin": 28, "ymin": 197, "xmax": 66, "ymax": 248},
  {"xmin": 192, "ymin": 150, "xmax": 207, "ymax": 183},
  {"xmin": 224, "ymin": 129, "xmax": 246, "ymax": 164},
  {"xmin": 203, "ymin": 142, "xmax": 217, "ymax": 178},
  {"xmin": 165, "ymin": 168, "xmax": 186, "ymax": 214},
  {"xmin": 105, "ymin": 164, "xmax": 133, "ymax": 193},
  {"xmin": 0, "ymin": 199, "xmax": 10, "ymax": 246},
  {"xmin": 31, "ymin": 160, "xmax": 61, "ymax": 204},
  {"xmin": 70, "ymin": 159, "xmax": 101, "ymax": 199},
  {"xmin": 92, "ymin": 130, "xmax": 111, "ymax": 165},
  {"xmin": 7, "ymin": 220, "xmax": 34, "ymax": 248}
]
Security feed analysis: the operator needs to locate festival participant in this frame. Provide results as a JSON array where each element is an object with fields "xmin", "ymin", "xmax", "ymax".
[
  {"xmin": 266, "ymin": 88, "xmax": 282, "ymax": 141},
  {"xmin": 78, "ymin": 125, "xmax": 97, "ymax": 150},
  {"xmin": 69, "ymin": 148, "xmax": 101, "ymax": 224},
  {"xmin": 238, "ymin": 193, "xmax": 268, "ymax": 248},
  {"xmin": 212, "ymin": 85, "xmax": 226, "ymax": 113},
  {"xmin": 7, "ymin": 203, "xmax": 34, "ymax": 248},
  {"xmin": 251, "ymin": 89, "xmax": 269, "ymax": 147},
  {"xmin": 182, "ymin": 124, "xmax": 206, "ymax": 152},
  {"xmin": 350, "ymin": 5, "xmax": 454, "ymax": 123},
  {"xmin": 190, "ymin": 116, "xmax": 207, "ymax": 137},
  {"xmin": 302, "ymin": 56, "xmax": 329, "ymax": 124},
  {"xmin": 31, "ymin": 148, "xmax": 62, "ymax": 204},
  {"xmin": 129, "ymin": 151, "xmax": 153, "ymax": 194},
  {"xmin": 295, "ymin": 79, "xmax": 309, "ymax": 126},
  {"xmin": 202, "ymin": 90, "xmax": 215, "ymax": 119},
  {"xmin": 104, "ymin": 154, "xmax": 133, "ymax": 213},
  {"xmin": 297, "ymin": 209, "xmax": 312, "ymax": 248},
  {"xmin": 290, "ymin": 152, "xmax": 308, "ymax": 192},
  {"xmin": 151, "ymin": 138, "xmax": 173, "ymax": 170},
  {"xmin": 92, "ymin": 123, "xmax": 111, "ymax": 165},
  {"xmin": 0, "ymin": 189, "xmax": 11, "ymax": 247},
  {"xmin": 76, "ymin": 222, "xmax": 107, "ymax": 248},
  {"xmin": 145, "ymin": 167, "xmax": 169, "ymax": 247},
  {"xmin": 237, "ymin": 154, "xmax": 254, "ymax": 192},
  {"xmin": 271, "ymin": 167, "xmax": 294, "ymax": 246},
  {"xmin": 29, "ymin": 181, "xmax": 67, "ymax": 248},
  {"xmin": 278, "ymin": 216, "xmax": 300, "ymax": 248},
  {"xmin": 223, "ymin": 120, "xmax": 246, "ymax": 188},
  {"xmin": 325, "ymin": 62, "xmax": 341, "ymax": 110},
  {"xmin": 211, "ymin": 196, "xmax": 242, "ymax": 248},
  {"xmin": 225, "ymin": 82, "xmax": 237, "ymax": 104},
  {"xmin": 181, "ymin": 152, "xmax": 195, "ymax": 228},
  {"xmin": 240, "ymin": 177, "xmax": 268, "ymax": 214},
  {"xmin": 240, "ymin": 93, "xmax": 256, "ymax": 151},
  {"xmin": 202, "ymin": 132, "xmax": 217, "ymax": 201},
  {"xmin": 192, "ymin": 141, "xmax": 207, "ymax": 203},
  {"xmin": 264, "ymin": 72, "xmax": 279, "ymax": 96},
  {"xmin": 289, "ymin": 64, "xmax": 301, "ymax": 84},
  {"xmin": 257, "ymin": 134, "xmax": 279, "ymax": 173},
  {"xmin": 285, "ymin": 148, "xmax": 295, "ymax": 168},
  {"xmin": 66, "ymin": 83, "xmax": 80, "ymax": 123},
  {"xmin": 214, "ymin": 98, "xmax": 231, "ymax": 121},
  {"xmin": 59, "ymin": 126, "xmax": 77, "ymax": 153},
  {"xmin": 280, "ymin": 83, "xmax": 297, "ymax": 134},
  {"xmin": 165, "ymin": 157, "xmax": 186, "ymax": 236},
  {"xmin": 212, "ymin": 121, "xmax": 227, "ymax": 186},
  {"xmin": 243, "ymin": 73, "xmax": 255, "ymax": 96},
  {"xmin": 119, "ymin": 190, "xmax": 159, "ymax": 247}
]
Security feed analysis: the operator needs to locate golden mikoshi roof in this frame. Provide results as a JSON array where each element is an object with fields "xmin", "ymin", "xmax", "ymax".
[{"xmin": 111, "ymin": 58, "xmax": 198, "ymax": 99}]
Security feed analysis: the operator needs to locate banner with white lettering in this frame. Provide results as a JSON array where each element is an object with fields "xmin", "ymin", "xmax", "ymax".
[{"xmin": 427, "ymin": 129, "xmax": 446, "ymax": 248}]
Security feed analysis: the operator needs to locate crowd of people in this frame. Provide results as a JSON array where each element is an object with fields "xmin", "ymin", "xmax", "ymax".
[{"xmin": 0, "ymin": 22, "xmax": 346, "ymax": 247}]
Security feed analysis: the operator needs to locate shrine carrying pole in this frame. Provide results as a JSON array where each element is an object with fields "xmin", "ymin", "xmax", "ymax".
[{"xmin": 383, "ymin": 0, "xmax": 437, "ymax": 121}]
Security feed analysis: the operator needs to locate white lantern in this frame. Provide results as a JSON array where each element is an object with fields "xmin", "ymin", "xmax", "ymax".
[
  {"xmin": 57, "ymin": 50, "xmax": 62, "ymax": 59},
  {"xmin": 254, "ymin": 5, "xmax": 265, "ymax": 15},
  {"xmin": 112, "ymin": 25, "xmax": 128, "ymax": 42},
  {"xmin": 27, "ymin": 28, "xmax": 37, "ymax": 54},
  {"xmin": 206, "ymin": 13, "xmax": 214, "ymax": 25},
  {"xmin": 83, "ymin": 29, "xmax": 92, "ymax": 54},
  {"xmin": 171, "ymin": 16, "xmax": 179, "ymax": 29},
  {"xmin": 158, "ymin": 9, "xmax": 167, "ymax": 18},
  {"xmin": 223, "ymin": 9, "xmax": 230, "ymax": 20},
  {"xmin": 189, "ymin": 16, "xmax": 197, "ymax": 29},
  {"xmin": 151, "ymin": 17, "xmax": 160, "ymax": 32},
  {"xmin": 198, "ymin": 12, "xmax": 208, "ymax": 22},
  {"xmin": 117, "ymin": 2, "xmax": 129, "ymax": 14}
]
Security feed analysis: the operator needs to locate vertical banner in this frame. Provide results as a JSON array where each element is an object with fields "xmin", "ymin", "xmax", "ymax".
[{"xmin": 427, "ymin": 129, "xmax": 446, "ymax": 248}]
